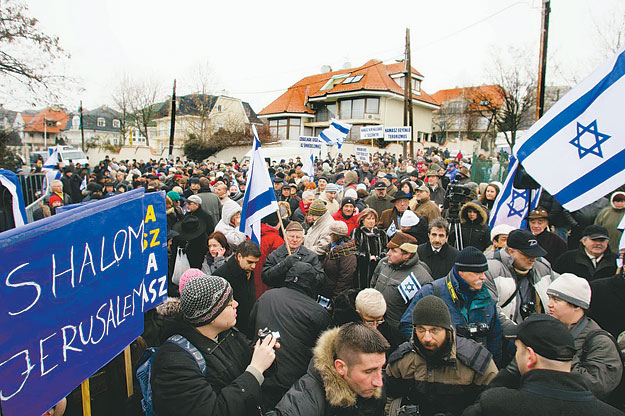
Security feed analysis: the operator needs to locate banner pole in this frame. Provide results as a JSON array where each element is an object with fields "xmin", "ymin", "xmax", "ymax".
[
  {"xmin": 276, "ymin": 204, "xmax": 292, "ymax": 255},
  {"xmin": 124, "ymin": 346, "xmax": 134, "ymax": 397},
  {"xmin": 81, "ymin": 379, "xmax": 92, "ymax": 416}
]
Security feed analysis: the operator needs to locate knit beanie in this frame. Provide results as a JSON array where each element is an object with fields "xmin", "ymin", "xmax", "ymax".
[
  {"xmin": 261, "ymin": 212, "xmax": 279, "ymax": 227},
  {"xmin": 49, "ymin": 194, "xmax": 63, "ymax": 207},
  {"xmin": 177, "ymin": 268, "xmax": 205, "ymax": 293},
  {"xmin": 309, "ymin": 199, "xmax": 327, "ymax": 216},
  {"xmin": 329, "ymin": 221, "xmax": 348, "ymax": 236},
  {"xmin": 341, "ymin": 197, "xmax": 356, "ymax": 208},
  {"xmin": 167, "ymin": 190, "xmax": 181, "ymax": 202},
  {"xmin": 181, "ymin": 275, "xmax": 233, "ymax": 327},
  {"xmin": 547, "ymin": 273, "xmax": 592, "ymax": 309},
  {"xmin": 412, "ymin": 295, "xmax": 452, "ymax": 330},
  {"xmin": 400, "ymin": 210, "xmax": 420, "ymax": 228},
  {"xmin": 454, "ymin": 247, "xmax": 488, "ymax": 273}
]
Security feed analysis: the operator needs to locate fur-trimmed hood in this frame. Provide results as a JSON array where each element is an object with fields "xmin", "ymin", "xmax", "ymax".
[
  {"xmin": 313, "ymin": 327, "xmax": 383, "ymax": 407},
  {"xmin": 459, "ymin": 201, "xmax": 487, "ymax": 225}
]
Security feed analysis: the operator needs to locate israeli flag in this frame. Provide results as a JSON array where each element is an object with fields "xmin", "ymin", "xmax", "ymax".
[
  {"xmin": 239, "ymin": 125, "xmax": 279, "ymax": 245},
  {"xmin": 302, "ymin": 152, "xmax": 314, "ymax": 177},
  {"xmin": 489, "ymin": 155, "xmax": 542, "ymax": 229},
  {"xmin": 514, "ymin": 46, "xmax": 625, "ymax": 211},
  {"xmin": 618, "ymin": 214, "xmax": 625, "ymax": 254},
  {"xmin": 319, "ymin": 119, "xmax": 352, "ymax": 149},
  {"xmin": 80, "ymin": 175, "xmax": 87, "ymax": 192},
  {"xmin": 42, "ymin": 146, "xmax": 62, "ymax": 170},
  {"xmin": 0, "ymin": 169, "xmax": 28, "ymax": 227},
  {"xmin": 398, "ymin": 272, "xmax": 422, "ymax": 303}
]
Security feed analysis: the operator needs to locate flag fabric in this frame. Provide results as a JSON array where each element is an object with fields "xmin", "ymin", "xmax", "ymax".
[
  {"xmin": 319, "ymin": 119, "xmax": 352, "ymax": 149},
  {"xmin": 42, "ymin": 146, "xmax": 61, "ymax": 169},
  {"xmin": 239, "ymin": 125, "xmax": 279, "ymax": 245},
  {"xmin": 489, "ymin": 155, "xmax": 542, "ymax": 229},
  {"xmin": 398, "ymin": 272, "xmax": 422, "ymax": 303},
  {"xmin": 513, "ymin": 46, "xmax": 625, "ymax": 211},
  {"xmin": 302, "ymin": 152, "xmax": 314, "ymax": 177},
  {"xmin": 0, "ymin": 169, "xmax": 28, "ymax": 227},
  {"xmin": 618, "ymin": 214, "xmax": 625, "ymax": 252},
  {"xmin": 80, "ymin": 175, "xmax": 87, "ymax": 191}
]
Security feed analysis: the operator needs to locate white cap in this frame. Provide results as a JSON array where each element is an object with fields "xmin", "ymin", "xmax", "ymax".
[
  {"xmin": 490, "ymin": 224, "xmax": 516, "ymax": 241},
  {"xmin": 344, "ymin": 188, "xmax": 358, "ymax": 199},
  {"xmin": 400, "ymin": 210, "xmax": 420, "ymax": 228},
  {"xmin": 547, "ymin": 273, "xmax": 591, "ymax": 309}
]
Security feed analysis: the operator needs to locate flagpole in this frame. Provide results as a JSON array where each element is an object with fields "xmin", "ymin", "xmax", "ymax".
[{"xmin": 275, "ymin": 205, "xmax": 292, "ymax": 255}]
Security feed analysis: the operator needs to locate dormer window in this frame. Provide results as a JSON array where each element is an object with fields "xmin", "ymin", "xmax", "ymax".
[
  {"xmin": 321, "ymin": 73, "xmax": 350, "ymax": 91},
  {"xmin": 97, "ymin": 117, "xmax": 105, "ymax": 127},
  {"xmin": 394, "ymin": 75, "xmax": 421, "ymax": 93},
  {"xmin": 112, "ymin": 119, "xmax": 121, "ymax": 128},
  {"xmin": 343, "ymin": 74, "xmax": 364, "ymax": 84}
]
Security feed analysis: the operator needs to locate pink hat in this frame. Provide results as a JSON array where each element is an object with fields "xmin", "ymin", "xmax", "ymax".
[{"xmin": 178, "ymin": 268, "xmax": 206, "ymax": 294}]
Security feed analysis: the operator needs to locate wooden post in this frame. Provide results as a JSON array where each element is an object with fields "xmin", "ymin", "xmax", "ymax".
[
  {"xmin": 81, "ymin": 379, "xmax": 92, "ymax": 416},
  {"xmin": 536, "ymin": 0, "xmax": 550, "ymax": 120},
  {"xmin": 124, "ymin": 346, "xmax": 134, "ymax": 397}
]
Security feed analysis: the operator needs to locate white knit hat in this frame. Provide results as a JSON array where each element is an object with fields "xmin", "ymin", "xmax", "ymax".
[
  {"xmin": 547, "ymin": 273, "xmax": 592, "ymax": 310},
  {"xmin": 490, "ymin": 224, "xmax": 516, "ymax": 241},
  {"xmin": 400, "ymin": 210, "xmax": 420, "ymax": 228}
]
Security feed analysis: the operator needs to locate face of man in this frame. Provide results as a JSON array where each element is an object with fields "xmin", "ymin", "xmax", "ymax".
[
  {"xmin": 336, "ymin": 177, "xmax": 345, "ymax": 186},
  {"xmin": 547, "ymin": 295, "xmax": 581, "ymax": 326},
  {"xmin": 387, "ymin": 247, "xmax": 411, "ymax": 265},
  {"xmin": 281, "ymin": 187, "xmax": 290, "ymax": 197},
  {"xmin": 360, "ymin": 313, "xmax": 384, "ymax": 329},
  {"xmin": 429, "ymin": 227, "xmax": 448, "ymax": 249},
  {"xmin": 215, "ymin": 185, "xmax": 227, "ymax": 198},
  {"xmin": 342, "ymin": 204, "xmax": 355, "ymax": 217},
  {"xmin": 375, "ymin": 188, "xmax": 387, "ymax": 198},
  {"xmin": 303, "ymin": 194, "xmax": 315, "ymax": 205},
  {"xmin": 273, "ymin": 182, "xmax": 283, "ymax": 191},
  {"xmin": 237, "ymin": 254, "xmax": 260, "ymax": 273},
  {"xmin": 286, "ymin": 230, "xmax": 304, "ymax": 251},
  {"xmin": 581, "ymin": 237, "xmax": 609, "ymax": 257},
  {"xmin": 508, "ymin": 248, "xmax": 537, "ymax": 271},
  {"xmin": 211, "ymin": 299, "xmax": 238, "ymax": 332},
  {"xmin": 52, "ymin": 183, "xmax": 63, "ymax": 194},
  {"xmin": 187, "ymin": 201, "xmax": 199, "ymax": 212},
  {"xmin": 414, "ymin": 324, "xmax": 447, "ymax": 351},
  {"xmin": 529, "ymin": 218, "xmax": 548, "ymax": 235},
  {"xmin": 457, "ymin": 271, "xmax": 487, "ymax": 290},
  {"xmin": 428, "ymin": 175, "xmax": 439, "ymax": 186},
  {"xmin": 335, "ymin": 353, "xmax": 386, "ymax": 399},
  {"xmin": 514, "ymin": 339, "xmax": 534, "ymax": 375},
  {"xmin": 393, "ymin": 198, "xmax": 409, "ymax": 213},
  {"xmin": 416, "ymin": 190, "xmax": 428, "ymax": 202},
  {"xmin": 189, "ymin": 183, "xmax": 200, "ymax": 194},
  {"xmin": 318, "ymin": 179, "xmax": 327, "ymax": 189},
  {"xmin": 326, "ymin": 191, "xmax": 336, "ymax": 202}
]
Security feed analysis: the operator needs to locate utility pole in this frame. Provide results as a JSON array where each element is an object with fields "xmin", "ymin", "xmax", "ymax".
[
  {"xmin": 168, "ymin": 79, "xmax": 177, "ymax": 158},
  {"xmin": 536, "ymin": 0, "xmax": 550, "ymax": 120},
  {"xmin": 403, "ymin": 28, "xmax": 414, "ymax": 159},
  {"xmin": 80, "ymin": 101, "xmax": 85, "ymax": 152}
]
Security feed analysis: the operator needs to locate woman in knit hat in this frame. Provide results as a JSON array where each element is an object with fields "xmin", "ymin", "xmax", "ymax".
[
  {"xmin": 321, "ymin": 221, "xmax": 357, "ymax": 298},
  {"xmin": 151, "ymin": 274, "xmax": 279, "ymax": 416}
]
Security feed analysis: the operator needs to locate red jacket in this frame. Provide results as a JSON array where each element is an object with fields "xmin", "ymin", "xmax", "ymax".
[
  {"xmin": 253, "ymin": 223, "xmax": 284, "ymax": 299},
  {"xmin": 332, "ymin": 210, "xmax": 359, "ymax": 236}
]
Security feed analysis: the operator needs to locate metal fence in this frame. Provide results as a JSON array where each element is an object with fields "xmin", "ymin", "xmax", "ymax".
[{"xmin": 470, "ymin": 154, "xmax": 510, "ymax": 184}]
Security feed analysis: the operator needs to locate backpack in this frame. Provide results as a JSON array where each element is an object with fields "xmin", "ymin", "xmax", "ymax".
[{"xmin": 136, "ymin": 334, "xmax": 207, "ymax": 416}]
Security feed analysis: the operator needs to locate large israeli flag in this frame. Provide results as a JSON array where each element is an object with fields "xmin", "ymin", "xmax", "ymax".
[
  {"xmin": 0, "ymin": 169, "xmax": 28, "ymax": 227},
  {"xmin": 239, "ymin": 125, "xmax": 279, "ymax": 245},
  {"xmin": 42, "ymin": 145, "xmax": 61, "ymax": 169},
  {"xmin": 489, "ymin": 155, "xmax": 542, "ymax": 229},
  {"xmin": 302, "ymin": 152, "xmax": 314, "ymax": 177},
  {"xmin": 514, "ymin": 47, "xmax": 625, "ymax": 211},
  {"xmin": 319, "ymin": 119, "xmax": 352, "ymax": 149}
]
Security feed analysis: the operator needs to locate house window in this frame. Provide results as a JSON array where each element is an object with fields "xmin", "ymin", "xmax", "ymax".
[
  {"xmin": 315, "ymin": 103, "xmax": 337, "ymax": 122},
  {"xmin": 320, "ymin": 73, "xmax": 350, "ymax": 91},
  {"xmin": 112, "ymin": 119, "xmax": 121, "ymax": 128},
  {"xmin": 366, "ymin": 98, "xmax": 379, "ymax": 114},
  {"xmin": 395, "ymin": 75, "xmax": 421, "ymax": 92},
  {"xmin": 303, "ymin": 126, "xmax": 313, "ymax": 136},
  {"xmin": 97, "ymin": 117, "xmax": 105, "ymax": 127},
  {"xmin": 269, "ymin": 118, "xmax": 301, "ymax": 140},
  {"xmin": 339, "ymin": 98, "xmax": 366, "ymax": 119},
  {"xmin": 343, "ymin": 74, "xmax": 364, "ymax": 84},
  {"xmin": 217, "ymin": 105, "xmax": 222, "ymax": 112}
]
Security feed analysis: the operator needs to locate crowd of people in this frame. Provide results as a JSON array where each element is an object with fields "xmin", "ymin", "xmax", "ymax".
[{"xmin": 41, "ymin": 149, "xmax": 625, "ymax": 415}]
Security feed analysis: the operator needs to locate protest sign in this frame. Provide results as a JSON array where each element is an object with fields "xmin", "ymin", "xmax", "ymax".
[
  {"xmin": 141, "ymin": 191, "xmax": 168, "ymax": 310},
  {"xmin": 360, "ymin": 125, "xmax": 384, "ymax": 140},
  {"xmin": 0, "ymin": 188, "xmax": 166, "ymax": 416},
  {"xmin": 298, "ymin": 136, "xmax": 323, "ymax": 149},
  {"xmin": 384, "ymin": 126, "xmax": 412, "ymax": 141},
  {"xmin": 355, "ymin": 146, "xmax": 370, "ymax": 162}
]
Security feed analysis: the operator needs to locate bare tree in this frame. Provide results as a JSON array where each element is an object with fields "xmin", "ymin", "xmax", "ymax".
[
  {"xmin": 182, "ymin": 61, "xmax": 221, "ymax": 142},
  {"xmin": 126, "ymin": 78, "xmax": 161, "ymax": 147},
  {"xmin": 111, "ymin": 74, "xmax": 132, "ymax": 144},
  {"xmin": 593, "ymin": 1, "xmax": 625, "ymax": 59},
  {"xmin": 432, "ymin": 105, "xmax": 454, "ymax": 144}
]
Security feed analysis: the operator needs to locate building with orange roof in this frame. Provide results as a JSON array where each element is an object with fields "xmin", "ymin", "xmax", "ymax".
[
  {"xmin": 258, "ymin": 59, "xmax": 439, "ymax": 146},
  {"xmin": 17, "ymin": 106, "xmax": 71, "ymax": 150}
]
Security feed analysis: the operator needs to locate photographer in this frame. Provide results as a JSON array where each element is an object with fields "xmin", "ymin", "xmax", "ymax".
[
  {"xmin": 448, "ymin": 202, "xmax": 491, "ymax": 252},
  {"xmin": 399, "ymin": 247, "xmax": 502, "ymax": 364}
]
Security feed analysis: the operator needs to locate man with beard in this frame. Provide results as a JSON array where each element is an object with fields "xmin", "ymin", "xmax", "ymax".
[{"xmin": 386, "ymin": 296, "xmax": 497, "ymax": 416}]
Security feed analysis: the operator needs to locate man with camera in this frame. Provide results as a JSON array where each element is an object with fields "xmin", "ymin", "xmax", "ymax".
[
  {"xmin": 484, "ymin": 229, "xmax": 556, "ymax": 336},
  {"xmin": 399, "ymin": 247, "xmax": 502, "ymax": 364},
  {"xmin": 387, "ymin": 296, "xmax": 498, "ymax": 416},
  {"xmin": 274, "ymin": 322, "xmax": 389, "ymax": 415}
]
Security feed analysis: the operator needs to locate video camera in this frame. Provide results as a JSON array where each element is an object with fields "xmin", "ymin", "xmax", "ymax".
[
  {"xmin": 444, "ymin": 182, "xmax": 471, "ymax": 222},
  {"xmin": 457, "ymin": 322, "xmax": 490, "ymax": 340}
]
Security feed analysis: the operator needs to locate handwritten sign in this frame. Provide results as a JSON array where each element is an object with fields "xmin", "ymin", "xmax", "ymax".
[
  {"xmin": 355, "ymin": 146, "xmax": 370, "ymax": 162},
  {"xmin": 0, "ymin": 188, "xmax": 166, "ymax": 416},
  {"xmin": 298, "ymin": 136, "xmax": 323, "ymax": 149},
  {"xmin": 384, "ymin": 126, "xmax": 412, "ymax": 141},
  {"xmin": 360, "ymin": 125, "xmax": 384, "ymax": 140}
]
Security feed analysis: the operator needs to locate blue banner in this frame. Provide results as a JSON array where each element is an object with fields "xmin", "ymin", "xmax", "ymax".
[
  {"xmin": 0, "ymin": 188, "xmax": 165, "ymax": 416},
  {"xmin": 142, "ymin": 191, "xmax": 168, "ymax": 309}
]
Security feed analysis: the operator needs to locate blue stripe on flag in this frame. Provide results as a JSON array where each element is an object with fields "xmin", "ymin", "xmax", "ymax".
[
  {"xmin": 398, "ymin": 284, "xmax": 409, "ymax": 303},
  {"xmin": 516, "ymin": 50, "xmax": 625, "ymax": 163},
  {"xmin": 319, "ymin": 131, "xmax": 332, "ymax": 144},
  {"xmin": 332, "ymin": 121, "xmax": 350, "ymax": 135},
  {"xmin": 245, "ymin": 188, "xmax": 276, "ymax": 218},
  {"xmin": 409, "ymin": 273, "xmax": 421, "ymax": 291},
  {"xmin": 553, "ymin": 147, "xmax": 625, "ymax": 206},
  {"xmin": 488, "ymin": 157, "xmax": 517, "ymax": 228}
]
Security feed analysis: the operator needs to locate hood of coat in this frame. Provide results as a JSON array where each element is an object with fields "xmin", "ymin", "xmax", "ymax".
[
  {"xmin": 313, "ymin": 327, "xmax": 383, "ymax": 408},
  {"xmin": 221, "ymin": 199, "xmax": 242, "ymax": 225},
  {"xmin": 459, "ymin": 201, "xmax": 487, "ymax": 225},
  {"xmin": 610, "ymin": 191, "xmax": 625, "ymax": 209}
]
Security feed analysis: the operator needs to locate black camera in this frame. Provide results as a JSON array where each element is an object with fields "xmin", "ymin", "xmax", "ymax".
[
  {"xmin": 520, "ymin": 301, "xmax": 536, "ymax": 320},
  {"xmin": 257, "ymin": 327, "xmax": 280, "ymax": 342},
  {"xmin": 457, "ymin": 322, "xmax": 490, "ymax": 340},
  {"xmin": 397, "ymin": 404, "xmax": 420, "ymax": 416},
  {"xmin": 444, "ymin": 182, "xmax": 472, "ymax": 222}
]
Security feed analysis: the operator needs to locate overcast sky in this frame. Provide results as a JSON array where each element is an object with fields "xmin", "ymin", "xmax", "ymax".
[{"xmin": 16, "ymin": 0, "xmax": 625, "ymax": 113}]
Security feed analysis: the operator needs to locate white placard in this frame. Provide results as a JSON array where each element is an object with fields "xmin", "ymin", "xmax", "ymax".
[
  {"xmin": 361, "ymin": 125, "xmax": 384, "ymax": 140},
  {"xmin": 384, "ymin": 126, "xmax": 412, "ymax": 142},
  {"xmin": 298, "ymin": 135, "xmax": 323, "ymax": 149},
  {"xmin": 355, "ymin": 146, "xmax": 370, "ymax": 162}
]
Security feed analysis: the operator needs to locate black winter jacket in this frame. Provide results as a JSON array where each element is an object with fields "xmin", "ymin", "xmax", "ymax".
[
  {"xmin": 151, "ymin": 319, "xmax": 262, "ymax": 416},
  {"xmin": 417, "ymin": 242, "xmax": 459, "ymax": 280},
  {"xmin": 262, "ymin": 244, "xmax": 324, "ymax": 289},
  {"xmin": 449, "ymin": 202, "xmax": 491, "ymax": 252},
  {"xmin": 554, "ymin": 247, "xmax": 617, "ymax": 282},
  {"xmin": 214, "ymin": 255, "xmax": 256, "ymax": 335}
]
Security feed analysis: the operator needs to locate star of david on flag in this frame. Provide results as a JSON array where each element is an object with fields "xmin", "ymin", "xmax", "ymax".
[
  {"xmin": 398, "ymin": 272, "xmax": 422, "ymax": 303},
  {"xmin": 489, "ymin": 155, "xmax": 541, "ymax": 229},
  {"xmin": 514, "ymin": 46, "xmax": 625, "ymax": 211}
]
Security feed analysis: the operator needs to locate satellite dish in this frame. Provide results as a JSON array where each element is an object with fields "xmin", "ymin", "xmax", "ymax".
[
  {"xmin": 320, "ymin": 65, "xmax": 332, "ymax": 74},
  {"xmin": 343, "ymin": 62, "xmax": 352, "ymax": 69}
]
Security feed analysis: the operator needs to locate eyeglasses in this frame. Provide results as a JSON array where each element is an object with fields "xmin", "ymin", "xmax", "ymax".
[
  {"xmin": 414, "ymin": 326, "xmax": 444, "ymax": 336},
  {"xmin": 362, "ymin": 317, "xmax": 385, "ymax": 326}
]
